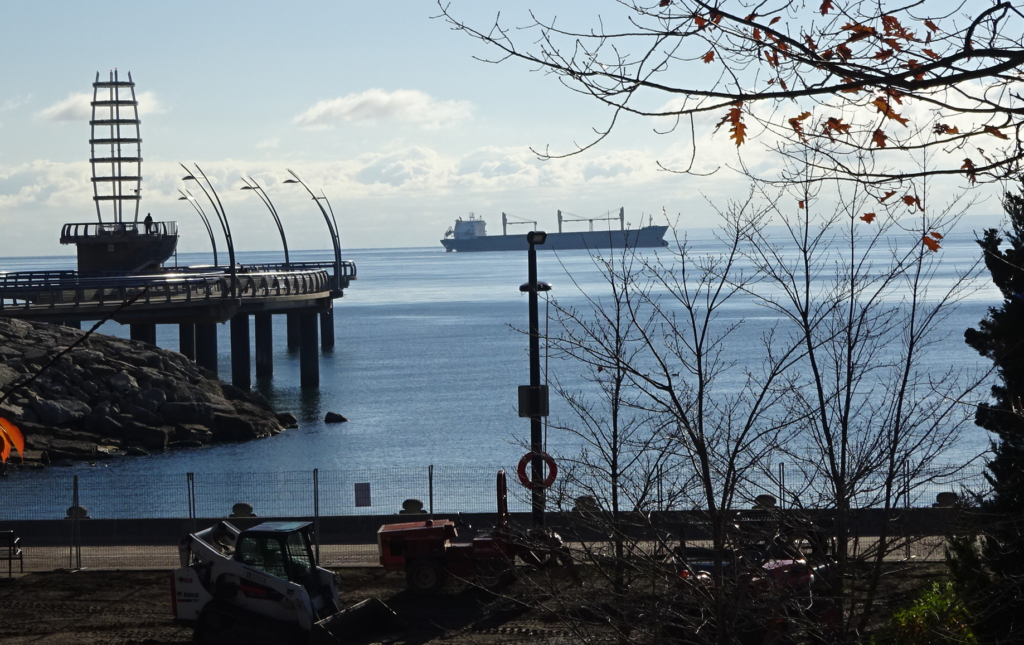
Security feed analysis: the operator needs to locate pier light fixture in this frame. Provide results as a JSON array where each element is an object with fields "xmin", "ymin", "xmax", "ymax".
[
  {"xmin": 239, "ymin": 176, "xmax": 290, "ymax": 266},
  {"xmin": 180, "ymin": 163, "xmax": 236, "ymax": 296},
  {"xmin": 283, "ymin": 170, "xmax": 343, "ymax": 291},
  {"xmin": 177, "ymin": 190, "xmax": 219, "ymax": 267},
  {"xmin": 527, "ymin": 231, "xmax": 547, "ymax": 246}
]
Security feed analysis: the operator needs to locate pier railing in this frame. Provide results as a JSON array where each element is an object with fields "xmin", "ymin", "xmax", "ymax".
[
  {"xmin": 60, "ymin": 221, "xmax": 178, "ymax": 240},
  {"xmin": 0, "ymin": 266, "xmax": 337, "ymax": 314}
]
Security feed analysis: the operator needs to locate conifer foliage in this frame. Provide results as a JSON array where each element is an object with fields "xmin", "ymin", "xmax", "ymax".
[{"xmin": 963, "ymin": 182, "xmax": 1024, "ymax": 639}]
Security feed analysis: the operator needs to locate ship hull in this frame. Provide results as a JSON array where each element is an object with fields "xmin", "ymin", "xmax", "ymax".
[{"xmin": 441, "ymin": 226, "xmax": 669, "ymax": 252}]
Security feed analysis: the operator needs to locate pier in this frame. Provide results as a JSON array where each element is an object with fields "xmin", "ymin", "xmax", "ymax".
[
  {"xmin": 0, "ymin": 70, "xmax": 357, "ymax": 391},
  {"xmin": 0, "ymin": 256, "xmax": 356, "ymax": 389}
]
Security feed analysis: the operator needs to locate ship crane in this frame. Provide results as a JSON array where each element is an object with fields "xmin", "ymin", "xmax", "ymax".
[
  {"xmin": 557, "ymin": 207, "xmax": 625, "ymax": 233},
  {"xmin": 502, "ymin": 212, "xmax": 538, "ymax": 236}
]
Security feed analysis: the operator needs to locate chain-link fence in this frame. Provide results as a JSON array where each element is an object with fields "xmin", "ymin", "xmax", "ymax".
[{"xmin": 0, "ymin": 462, "xmax": 990, "ymax": 573}]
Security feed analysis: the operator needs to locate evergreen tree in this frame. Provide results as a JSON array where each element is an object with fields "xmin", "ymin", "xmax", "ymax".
[{"xmin": 963, "ymin": 183, "xmax": 1024, "ymax": 640}]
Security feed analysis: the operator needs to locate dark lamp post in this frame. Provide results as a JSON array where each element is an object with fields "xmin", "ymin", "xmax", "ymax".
[
  {"xmin": 177, "ymin": 190, "xmax": 218, "ymax": 266},
  {"xmin": 181, "ymin": 163, "xmax": 236, "ymax": 297},
  {"xmin": 521, "ymin": 231, "xmax": 550, "ymax": 527}
]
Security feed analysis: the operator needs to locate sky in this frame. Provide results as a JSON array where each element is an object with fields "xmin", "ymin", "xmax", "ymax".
[{"xmin": 0, "ymin": 1, "xmax": 1003, "ymax": 257}]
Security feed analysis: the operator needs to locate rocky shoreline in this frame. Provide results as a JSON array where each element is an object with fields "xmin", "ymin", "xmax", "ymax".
[{"xmin": 0, "ymin": 318, "xmax": 295, "ymax": 469}]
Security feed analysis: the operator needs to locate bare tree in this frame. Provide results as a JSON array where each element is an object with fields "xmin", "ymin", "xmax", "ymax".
[
  {"xmin": 738, "ymin": 158, "xmax": 989, "ymax": 639},
  {"xmin": 524, "ymin": 209, "xmax": 810, "ymax": 645},
  {"xmin": 439, "ymin": 0, "xmax": 1024, "ymax": 184}
]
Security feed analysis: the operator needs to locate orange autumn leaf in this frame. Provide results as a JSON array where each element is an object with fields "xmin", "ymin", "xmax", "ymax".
[
  {"xmin": 799, "ymin": 200, "xmax": 806, "ymax": 209},
  {"xmin": 789, "ymin": 111, "xmax": 812, "ymax": 140},
  {"xmin": 660, "ymin": 0, "xmax": 671, "ymax": 6},
  {"xmin": 879, "ymin": 190, "xmax": 897, "ymax": 203},
  {"xmin": 924, "ymin": 19, "xmax": 939, "ymax": 32},
  {"xmin": 984, "ymin": 125, "xmax": 1010, "ymax": 140},
  {"xmin": 820, "ymin": 0, "xmax": 833, "ymax": 15},
  {"xmin": 0, "ymin": 417, "xmax": 24, "ymax": 464},
  {"xmin": 803, "ymin": 34, "xmax": 818, "ymax": 51},
  {"xmin": 929, "ymin": 231, "xmax": 944, "ymax": 240},
  {"xmin": 922, "ymin": 48, "xmax": 941, "ymax": 60},
  {"xmin": 906, "ymin": 59, "xmax": 926, "ymax": 81},
  {"xmin": 873, "ymin": 49, "xmax": 895, "ymax": 61},
  {"xmin": 872, "ymin": 129, "xmax": 889, "ymax": 148},
  {"xmin": 715, "ymin": 102, "xmax": 747, "ymax": 146},
  {"xmin": 872, "ymin": 97, "xmax": 910, "ymax": 126},
  {"xmin": 903, "ymin": 194, "xmax": 923, "ymax": 210},
  {"xmin": 753, "ymin": 28, "xmax": 762, "ymax": 41},
  {"xmin": 934, "ymin": 123, "xmax": 960, "ymax": 135},
  {"xmin": 842, "ymin": 23, "xmax": 877, "ymax": 42},
  {"xmin": 861, "ymin": 212, "xmax": 877, "ymax": 223},
  {"xmin": 837, "ymin": 43, "xmax": 853, "ymax": 59},
  {"xmin": 962, "ymin": 158, "xmax": 977, "ymax": 183},
  {"xmin": 694, "ymin": 15, "xmax": 707, "ymax": 29},
  {"xmin": 702, "ymin": 50, "xmax": 715, "ymax": 63},
  {"xmin": 922, "ymin": 235, "xmax": 941, "ymax": 252},
  {"xmin": 769, "ymin": 16, "xmax": 781, "ymax": 25},
  {"xmin": 822, "ymin": 117, "xmax": 851, "ymax": 141}
]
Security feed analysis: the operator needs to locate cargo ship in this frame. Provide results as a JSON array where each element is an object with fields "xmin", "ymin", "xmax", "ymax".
[{"xmin": 440, "ymin": 209, "xmax": 669, "ymax": 252}]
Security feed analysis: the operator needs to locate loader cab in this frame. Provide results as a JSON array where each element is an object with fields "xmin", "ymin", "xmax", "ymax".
[{"xmin": 233, "ymin": 522, "xmax": 316, "ymax": 585}]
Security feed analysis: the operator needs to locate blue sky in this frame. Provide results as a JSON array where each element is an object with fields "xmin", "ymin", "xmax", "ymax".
[{"xmin": 0, "ymin": 1, "xmax": 1000, "ymax": 257}]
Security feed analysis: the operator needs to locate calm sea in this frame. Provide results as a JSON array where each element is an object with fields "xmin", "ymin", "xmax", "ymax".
[{"xmin": 0, "ymin": 229, "xmax": 1001, "ymax": 509}]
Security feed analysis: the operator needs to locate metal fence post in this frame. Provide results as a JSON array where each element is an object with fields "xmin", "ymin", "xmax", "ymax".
[
  {"xmin": 70, "ymin": 475, "xmax": 81, "ymax": 570},
  {"xmin": 428, "ymin": 465, "xmax": 434, "ymax": 515},
  {"xmin": 187, "ymin": 472, "xmax": 196, "ymax": 533},
  {"xmin": 313, "ymin": 468, "xmax": 321, "ymax": 565},
  {"xmin": 904, "ymin": 460, "xmax": 912, "ymax": 560},
  {"xmin": 778, "ymin": 462, "xmax": 786, "ymax": 509}
]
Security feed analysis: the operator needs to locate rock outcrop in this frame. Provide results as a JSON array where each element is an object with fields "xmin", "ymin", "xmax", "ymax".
[{"xmin": 0, "ymin": 318, "xmax": 286, "ymax": 468}]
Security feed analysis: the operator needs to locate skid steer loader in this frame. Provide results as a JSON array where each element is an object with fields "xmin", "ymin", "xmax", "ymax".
[{"xmin": 172, "ymin": 520, "xmax": 393, "ymax": 644}]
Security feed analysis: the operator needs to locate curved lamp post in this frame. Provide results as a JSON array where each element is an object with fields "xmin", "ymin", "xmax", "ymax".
[
  {"xmin": 240, "ymin": 176, "xmax": 290, "ymax": 267},
  {"xmin": 177, "ymin": 189, "xmax": 219, "ymax": 266},
  {"xmin": 180, "ymin": 163, "xmax": 236, "ymax": 297},
  {"xmin": 282, "ymin": 169, "xmax": 342, "ymax": 290}
]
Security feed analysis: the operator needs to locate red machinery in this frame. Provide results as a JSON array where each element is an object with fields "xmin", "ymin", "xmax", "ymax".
[{"xmin": 377, "ymin": 470, "xmax": 566, "ymax": 593}]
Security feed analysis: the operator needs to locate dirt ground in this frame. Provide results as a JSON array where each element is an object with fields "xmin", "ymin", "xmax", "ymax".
[
  {"xmin": 0, "ymin": 567, "xmax": 563, "ymax": 645},
  {"xmin": 0, "ymin": 563, "xmax": 946, "ymax": 645}
]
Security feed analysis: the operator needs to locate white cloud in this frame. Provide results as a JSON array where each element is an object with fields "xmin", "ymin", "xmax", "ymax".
[
  {"xmin": 257, "ymin": 137, "xmax": 280, "ymax": 149},
  {"xmin": 2, "ymin": 95, "xmax": 31, "ymax": 112},
  {"xmin": 294, "ymin": 89, "xmax": 472, "ymax": 130},
  {"xmin": 38, "ymin": 91, "xmax": 164, "ymax": 122}
]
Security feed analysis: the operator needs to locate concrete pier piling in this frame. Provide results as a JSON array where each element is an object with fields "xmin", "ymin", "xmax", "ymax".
[
  {"xmin": 287, "ymin": 312, "xmax": 300, "ymax": 350},
  {"xmin": 179, "ymin": 323, "xmax": 196, "ymax": 361},
  {"xmin": 300, "ymin": 311, "xmax": 319, "ymax": 387},
  {"xmin": 129, "ymin": 323, "xmax": 156, "ymax": 346},
  {"xmin": 195, "ymin": 322, "xmax": 218, "ymax": 376},
  {"xmin": 320, "ymin": 303, "xmax": 335, "ymax": 350},
  {"xmin": 230, "ymin": 314, "xmax": 251, "ymax": 390},
  {"xmin": 254, "ymin": 313, "xmax": 273, "ymax": 379}
]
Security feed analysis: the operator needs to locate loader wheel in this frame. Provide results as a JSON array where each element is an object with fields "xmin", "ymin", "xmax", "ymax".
[
  {"xmin": 407, "ymin": 558, "xmax": 447, "ymax": 594},
  {"xmin": 193, "ymin": 603, "xmax": 235, "ymax": 644},
  {"xmin": 474, "ymin": 559, "xmax": 513, "ymax": 592}
]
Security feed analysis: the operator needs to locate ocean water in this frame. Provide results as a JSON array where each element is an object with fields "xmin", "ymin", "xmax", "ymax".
[{"xmin": 0, "ymin": 229, "xmax": 1001, "ymax": 514}]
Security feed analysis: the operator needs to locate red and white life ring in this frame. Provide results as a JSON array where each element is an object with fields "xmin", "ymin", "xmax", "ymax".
[{"xmin": 517, "ymin": 451, "xmax": 558, "ymax": 489}]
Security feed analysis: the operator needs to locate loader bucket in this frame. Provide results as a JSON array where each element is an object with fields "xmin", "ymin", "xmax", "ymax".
[{"xmin": 308, "ymin": 598, "xmax": 398, "ymax": 645}]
